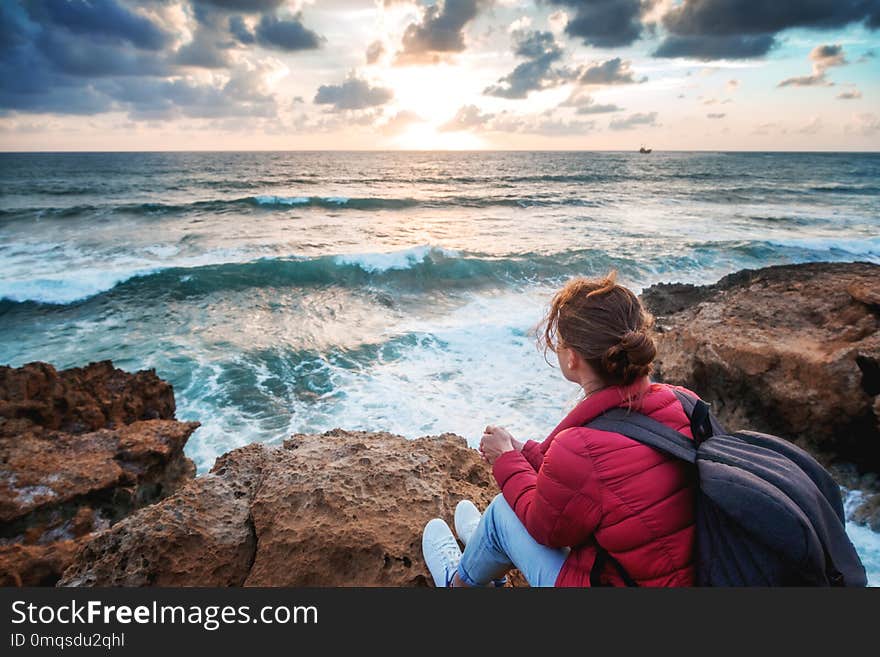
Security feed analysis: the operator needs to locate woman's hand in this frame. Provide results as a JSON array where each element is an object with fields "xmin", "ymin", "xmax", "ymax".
[{"xmin": 479, "ymin": 425, "xmax": 520, "ymax": 465}]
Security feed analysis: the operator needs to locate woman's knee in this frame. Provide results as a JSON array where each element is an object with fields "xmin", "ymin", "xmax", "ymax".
[{"xmin": 484, "ymin": 494, "xmax": 515, "ymax": 529}]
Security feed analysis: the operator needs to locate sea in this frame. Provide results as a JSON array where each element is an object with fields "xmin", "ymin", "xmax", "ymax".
[{"xmin": 1, "ymin": 151, "xmax": 878, "ymax": 583}]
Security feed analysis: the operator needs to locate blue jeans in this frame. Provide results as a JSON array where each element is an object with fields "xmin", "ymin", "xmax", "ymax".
[{"xmin": 457, "ymin": 494, "xmax": 569, "ymax": 587}]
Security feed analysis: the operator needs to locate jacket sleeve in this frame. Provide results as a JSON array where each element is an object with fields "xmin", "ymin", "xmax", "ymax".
[
  {"xmin": 492, "ymin": 427, "xmax": 602, "ymax": 548},
  {"xmin": 520, "ymin": 439, "xmax": 545, "ymax": 471}
]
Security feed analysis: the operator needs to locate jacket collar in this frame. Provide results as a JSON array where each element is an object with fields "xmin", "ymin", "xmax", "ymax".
[{"xmin": 546, "ymin": 377, "xmax": 653, "ymax": 440}]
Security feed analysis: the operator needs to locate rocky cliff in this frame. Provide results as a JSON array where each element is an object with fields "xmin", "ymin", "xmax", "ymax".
[
  {"xmin": 641, "ymin": 261, "xmax": 880, "ymax": 473},
  {"xmin": 60, "ymin": 430, "xmax": 496, "ymax": 587},
  {"xmin": 0, "ymin": 361, "xmax": 198, "ymax": 585}
]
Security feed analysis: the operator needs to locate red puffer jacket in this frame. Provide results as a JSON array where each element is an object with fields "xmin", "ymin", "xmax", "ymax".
[{"xmin": 492, "ymin": 379, "xmax": 697, "ymax": 587}]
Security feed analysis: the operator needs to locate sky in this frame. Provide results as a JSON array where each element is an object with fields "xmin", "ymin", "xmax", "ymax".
[{"xmin": 0, "ymin": 0, "xmax": 878, "ymax": 151}]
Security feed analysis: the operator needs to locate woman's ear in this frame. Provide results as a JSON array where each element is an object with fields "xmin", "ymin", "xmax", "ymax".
[{"xmin": 566, "ymin": 347, "xmax": 581, "ymax": 373}]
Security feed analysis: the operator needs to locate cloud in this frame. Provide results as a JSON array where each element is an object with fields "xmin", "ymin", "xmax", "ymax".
[
  {"xmin": 0, "ymin": 0, "xmax": 326, "ymax": 119},
  {"xmin": 395, "ymin": 0, "xmax": 483, "ymax": 64},
  {"xmin": 575, "ymin": 57, "xmax": 643, "ymax": 85},
  {"xmin": 837, "ymin": 88, "xmax": 862, "ymax": 99},
  {"xmin": 175, "ymin": 28, "xmax": 235, "ymax": 69},
  {"xmin": 483, "ymin": 29, "xmax": 567, "ymax": 99},
  {"xmin": 254, "ymin": 14, "xmax": 323, "ymax": 51},
  {"xmin": 655, "ymin": 1, "xmax": 880, "ymax": 60},
  {"xmin": 798, "ymin": 116, "xmax": 823, "ymax": 134},
  {"xmin": 489, "ymin": 111, "xmax": 597, "ymax": 136},
  {"xmin": 440, "ymin": 104, "xmax": 494, "ymax": 131},
  {"xmin": 195, "ymin": 0, "xmax": 286, "ymax": 10},
  {"xmin": 103, "ymin": 58, "xmax": 282, "ymax": 121},
  {"xmin": 706, "ymin": 112, "xmax": 725, "ymax": 119},
  {"xmin": 778, "ymin": 43, "xmax": 847, "ymax": 87},
  {"xmin": 845, "ymin": 112, "xmax": 880, "ymax": 135},
  {"xmin": 559, "ymin": 92, "xmax": 623, "ymax": 114},
  {"xmin": 546, "ymin": 0, "xmax": 645, "ymax": 48},
  {"xmin": 37, "ymin": 0, "xmax": 173, "ymax": 50},
  {"xmin": 654, "ymin": 34, "xmax": 776, "ymax": 59},
  {"xmin": 366, "ymin": 40, "xmax": 385, "ymax": 64},
  {"xmin": 609, "ymin": 111, "xmax": 658, "ymax": 130},
  {"xmin": 380, "ymin": 110, "xmax": 424, "ymax": 135},
  {"xmin": 229, "ymin": 16, "xmax": 256, "ymax": 44},
  {"xmin": 314, "ymin": 76, "xmax": 394, "ymax": 111}
]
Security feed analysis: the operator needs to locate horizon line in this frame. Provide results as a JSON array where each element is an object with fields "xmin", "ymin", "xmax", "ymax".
[{"xmin": 1, "ymin": 148, "xmax": 879, "ymax": 154}]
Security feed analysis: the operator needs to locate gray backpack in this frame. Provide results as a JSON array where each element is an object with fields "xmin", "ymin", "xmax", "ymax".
[{"xmin": 588, "ymin": 390, "xmax": 867, "ymax": 587}]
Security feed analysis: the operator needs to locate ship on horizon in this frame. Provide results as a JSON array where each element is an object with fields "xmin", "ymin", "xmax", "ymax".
[{"xmin": 639, "ymin": 145, "xmax": 653, "ymax": 154}]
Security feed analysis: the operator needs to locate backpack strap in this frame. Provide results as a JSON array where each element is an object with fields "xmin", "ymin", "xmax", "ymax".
[
  {"xmin": 671, "ymin": 389, "xmax": 725, "ymax": 443},
  {"xmin": 588, "ymin": 408, "xmax": 698, "ymax": 464}
]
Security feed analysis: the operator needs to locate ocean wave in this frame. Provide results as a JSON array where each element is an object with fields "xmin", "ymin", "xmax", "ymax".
[
  {"xmin": 0, "ymin": 246, "xmax": 632, "ymax": 307},
  {"xmin": 809, "ymin": 184, "xmax": 880, "ymax": 195},
  {"xmin": 0, "ymin": 193, "xmax": 608, "ymax": 222},
  {"xmin": 3, "ymin": 236, "xmax": 877, "ymax": 308}
]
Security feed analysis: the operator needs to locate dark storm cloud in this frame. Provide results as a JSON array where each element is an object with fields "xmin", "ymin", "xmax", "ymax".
[
  {"xmin": 193, "ymin": 0, "xmax": 286, "ymax": 11},
  {"xmin": 314, "ymin": 77, "xmax": 394, "ymax": 111},
  {"xmin": 108, "ymin": 69, "xmax": 277, "ymax": 120},
  {"xmin": 546, "ymin": 0, "xmax": 646, "ymax": 48},
  {"xmin": 175, "ymin": 33, "xmax": 235, "ymax": 69},
  {"xmin": 37, "ymin": 28, "xmax": 171, "ymax": 77},
  {"xmin": 0, "ymin": 1, "xmax": 291, "ymax": 119},
  {"xmin": 396, "ymin": 0, "xmax": 483, "ymax": 63},
  {"xmin": 609, "ymin": 111, "xmax": 658, "ymax": 130},
  {"xmin": 653, "ymin": 34, "xmax": 776, "ymax": 59},
  {"xmin": 229, "ymin": 16, "xmax": 256, "ymax": 44},
  {"xmin": 32, "ymin": 0, "xmax": 172, "ymax": 50},
  {"xmin": 662, "ymin": 0, "xmax": 880, "ymax": 36},
  {"xmin": 655, "ymin": 0, "xmax": 880, "ymax": 59},
  {"xmin": 484, "ymin": 30, "xmax": 566, "ymax": 99},
  {"xmin": 255, "ymin": 14, "xmax": 324, "ymax": 51}
]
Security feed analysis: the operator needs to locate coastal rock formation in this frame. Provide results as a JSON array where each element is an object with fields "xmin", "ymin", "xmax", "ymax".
[
  {"xmin": 60, "ymin": 430, "xmax": 498, "ymax": 587},
  {"xmin": 0, "ymin": 361, "xmax": 197, "ymax": 586},
  {"xmin": 641, "ymin": 262, "xmax": 880, "ymax": 472}
]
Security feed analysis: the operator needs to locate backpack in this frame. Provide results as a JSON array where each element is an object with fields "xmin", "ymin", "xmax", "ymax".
[{"xmin": 587, "ymin": 389, "xmax": 868, "ymax": 587}]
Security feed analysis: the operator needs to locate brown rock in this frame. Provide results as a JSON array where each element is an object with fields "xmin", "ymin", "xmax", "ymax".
[
  {"xmin": 0, "ymin": 360, "xmax": 177, "ymax": 432},
  {"xmin": 641, "ymin": 262, "xmax": 880, "ymax": 470},
  {"xmin": 61, "ymin": 429, "xmax": 501, "ymax": 587},
  {"xmin": 0, "ymin": 361, "xmax": 198, "ymax": 586},
  {"xmin": 850, "ymin": 493, "xmax": 880, "ymax": 532}
]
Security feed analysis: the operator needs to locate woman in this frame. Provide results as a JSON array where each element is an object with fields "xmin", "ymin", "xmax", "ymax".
[{"xmin": 422, "ymin": 271, "xmax": 698, "ymax": 587}]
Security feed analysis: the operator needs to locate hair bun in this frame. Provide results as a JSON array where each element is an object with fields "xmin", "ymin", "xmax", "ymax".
[
  {"xmin": 600, "ymin": 329, "xmax": 657, "ymax": 385},
  {"xmin": 619, "ymin": 330, "xmax": 655, "ymax": 367}
]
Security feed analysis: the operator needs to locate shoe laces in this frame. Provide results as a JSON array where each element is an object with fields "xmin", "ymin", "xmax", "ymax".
[{"xmin": 432, "ymin": 535, "xmax": 461, "ymax": 567}]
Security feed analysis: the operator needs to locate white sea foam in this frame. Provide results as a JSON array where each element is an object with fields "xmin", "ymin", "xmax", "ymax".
[
  {"xmin": 0, "ymin": 268, "xmax": 159, "ymax": 305},
  {"xmin": 0, "ymin": 244, "xmax": 252, "ymax": 304},
  {"xmin": 844, "ymin": 490, "xmax": 880, "ymax": 587},
  {"xmin": 253, "ymin": 195, "xmax": 310, "ymax": 205},
  {"xmin": 333, "ymin": 245, "xmax": 461, "ymax": 273},
  {"xmin": 767, "ymin": 235, "xmax": 880, "ymax": 258}
]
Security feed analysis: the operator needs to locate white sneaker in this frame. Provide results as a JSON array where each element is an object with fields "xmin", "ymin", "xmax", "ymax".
[
  {"xmin": 422, "ymin": 518, "xmax": 462, "ymax": 588},
  {"xmin": 454, "ymin": 499, "xmax": 482, "ymax": 547}
]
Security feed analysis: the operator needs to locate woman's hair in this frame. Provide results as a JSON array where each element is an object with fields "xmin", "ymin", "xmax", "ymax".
[{"xmin": 537, "ymin": 270, "xmax": 657, "ymax": 387}]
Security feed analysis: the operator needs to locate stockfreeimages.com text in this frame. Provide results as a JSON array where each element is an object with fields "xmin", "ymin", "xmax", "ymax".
[{"xmin": 11, "ymin": 600, "xmax": 317, "ymax": 631}]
